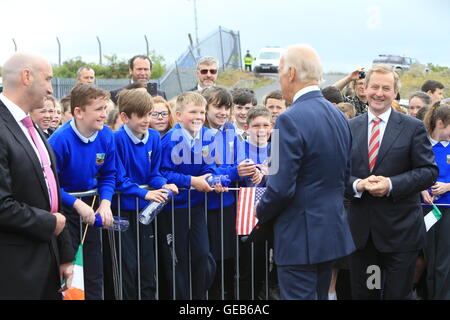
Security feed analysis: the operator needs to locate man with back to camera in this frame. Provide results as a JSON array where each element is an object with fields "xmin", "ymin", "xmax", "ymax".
[
  {"xmin": 256, "ymin": 44, "xmax": 356, "ymax": 300},
  {"xmin": 110, "ymin": 55, "xmax": 166, "ymax": 104}
]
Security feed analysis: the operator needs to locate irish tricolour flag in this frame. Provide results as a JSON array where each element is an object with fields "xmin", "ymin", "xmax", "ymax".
[
  {"xmin": 63, "ymin": 244, "xmax": 85, "ymax": 300},
  {"xmin": 424, "ymin": 205, "xmax": 443, "ymax": 232}
]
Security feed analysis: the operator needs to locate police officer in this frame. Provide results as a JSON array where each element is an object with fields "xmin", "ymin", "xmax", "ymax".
[{"xmin": 244, "ymin": 50, "xmax": 254, "ymax": 72}]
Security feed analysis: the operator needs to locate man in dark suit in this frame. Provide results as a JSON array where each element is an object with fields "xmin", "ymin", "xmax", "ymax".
[
  {"xmin": 256, "ymin": 44, "xmax": 356, "ymax": 300},
  {"xmin": 187, "ymin": 56, "xmax": 219, "ymax": 92},
  {"xmin": 347, "ymin": 64, "xmax": 438, "ymax": 299},
  {"xmin": 0, "ymin": 53, "xmax": 74, "ymax": 299},
  {"xmin": 110, "ymin": 55, "xmax": 166, "ymax": 104}
]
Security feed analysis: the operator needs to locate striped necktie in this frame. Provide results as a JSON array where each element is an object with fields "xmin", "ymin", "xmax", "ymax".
[{"xmin": 368, "ymin": 118, "xmax": 381, "ymax": 172}]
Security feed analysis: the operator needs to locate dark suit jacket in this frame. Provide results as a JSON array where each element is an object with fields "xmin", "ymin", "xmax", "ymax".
[
  {"xmin": 257, "ymin": 90, "xmax": 356, "ymax": 266},
  {"xmin": 0, "ymin": 101, "xmax": 74, "ymax": 299},
  {"xmin": 346, "ymin": 110, "xmax": 438, "ymax": 252},
  {"xmin": 110, "ymin": 82, "xmax": 166, "ymax": 104}
]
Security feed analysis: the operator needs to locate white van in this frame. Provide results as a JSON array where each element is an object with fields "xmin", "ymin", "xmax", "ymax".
[{"xmin": 253, "ymin": 47, "xmax": 284, "ymax": 73}]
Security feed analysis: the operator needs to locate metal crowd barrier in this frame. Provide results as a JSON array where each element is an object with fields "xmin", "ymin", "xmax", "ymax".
[{"xmin": 69, "ymin": 185, "xmax": 274, "ymax": 301}]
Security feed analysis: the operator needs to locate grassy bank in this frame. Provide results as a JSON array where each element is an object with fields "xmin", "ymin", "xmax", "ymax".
[
  {"xmin": 216, "ymin": 69, "xmax": 275, "ymax": 90},
  {"xmin": 400, "ymin": 67, "xmax": 450, "ymax": 100}
]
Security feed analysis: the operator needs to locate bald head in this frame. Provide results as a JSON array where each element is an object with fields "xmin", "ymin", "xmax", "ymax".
[
  {"xmin": 2, "ymin": 53, "xmax": 53, "ymax": 112},
  {"xmin": 2, "ymin": 53, "xmax": 50, "ymax": 89},
  {"xmin": 282, "ymin": 44, "xmax": 323, "ymax": 83}
]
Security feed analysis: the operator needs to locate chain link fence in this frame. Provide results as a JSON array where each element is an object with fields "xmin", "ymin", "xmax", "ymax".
[
  {"xmin": 51, "ymin": 78, "xmax": 160, "ymax": 100},
  {"xmin": 159, "ymin": 26, "xmax": 242, "ymax": 100},
  {"xmin": 50, "ymin": 26, "xmax": 240, "ymax": 101}
]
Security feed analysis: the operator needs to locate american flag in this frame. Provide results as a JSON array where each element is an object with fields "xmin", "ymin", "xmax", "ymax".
[{"xmin": 236, "ymin": 187, "xmax": 267, "ymax": 235}]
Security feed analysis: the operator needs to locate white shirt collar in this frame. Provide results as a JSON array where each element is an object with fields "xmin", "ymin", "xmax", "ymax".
[
  {"xmin": 70, "ymin": 119, "xmax": 98, "ymax": 143},
  {"xmin": 124, "ymin": 124, "xmax": 149, "ymax": 145},
  {"xmin": 429, "ymin": 136, "xmax": 450, "ymax": 147},
  {"xmin": 293, "ymin": 85, "xmax": 321, "ymax": 103},
  {"xmin": 368, "ymin": 107, "xmax": 392, "ymax": 124},
  {"xmin": 209, "ymin": 124, "xmax": 225, "ymax": 135},
  {"xmin": 180, "ymin": 125, "xmax": 201, "ymax": 146},
  {"xmin": 0, "ymin": 93, "xmax": 28, "ymax": 123}
]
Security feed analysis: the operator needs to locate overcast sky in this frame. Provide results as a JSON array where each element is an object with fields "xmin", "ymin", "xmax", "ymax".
[{"xmin": 1, "ymin": 0, "xmax": 449, "ymax": 73}]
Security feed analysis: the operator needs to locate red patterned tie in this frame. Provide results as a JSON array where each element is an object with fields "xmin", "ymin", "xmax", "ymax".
[
  {"xmin": 22, "ymin": 116, "xmax": 59, "ymax": 213},
  {"xmin": 368, "ymin": 118, "xmax": 381, "ymax": 172}
]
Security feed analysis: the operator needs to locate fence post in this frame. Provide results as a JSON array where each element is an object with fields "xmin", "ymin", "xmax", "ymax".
[
  {"xmin": 218, "ymin": 26, "xmax": 226, "ymax": 72},
  {"xmin": 237, "ymin": 31, "xmax": 243, "ymax": 71},
  {"xmin": 174, "ymin": 60, "xmax": 184, "ymax": 93}
]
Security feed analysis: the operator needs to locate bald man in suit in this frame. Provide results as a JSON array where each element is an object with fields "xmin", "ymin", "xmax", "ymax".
[{"xmin": 0, "ymin": 53, "xmax": 74, "ymax": 299}]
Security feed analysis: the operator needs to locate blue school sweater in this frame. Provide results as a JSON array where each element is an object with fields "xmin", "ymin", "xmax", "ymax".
[
  {"xmin": 236, "ymin": 139, "xmax": 271, "ymax": 187},
  {"xmin": 207, "ymin": 121, "xmax": 240, "ymax": 210},
  {"xmin": 160, "ymin": 123, "xmax": 216, "ymax": 209},
  {"xmin": 48, "ymin": 120, "xmax": 116, "ymax": 207},
  {"xmin": 114, "ymin": 125, "xmax": 167, "ymax": 211},
  {"xmin": 431, "ymin": 141, "xmax": 450, "ymax": 204}
]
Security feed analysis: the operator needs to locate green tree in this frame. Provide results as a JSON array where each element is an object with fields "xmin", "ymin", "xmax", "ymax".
[
  {"xmin": 427, "ymin": 63, "xmax": 449, "ymax": 73},
  {"xmin": 52, "ymin": 53, "xmax": 167, "ymax": 79}
]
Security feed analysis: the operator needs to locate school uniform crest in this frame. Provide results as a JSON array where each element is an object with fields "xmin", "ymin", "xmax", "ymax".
[
  {"xmin": 447, "ymin": 154, "xmax": 450, "ymax": 165},
  {"xmin": 96, "ymin": 153, "xmax": 106, "ymax": 165},
  {"xmin": 202, "ymin": 145, "xmax": 209, "ymax": 157}
]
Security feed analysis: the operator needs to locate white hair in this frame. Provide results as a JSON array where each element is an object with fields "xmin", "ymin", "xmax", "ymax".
[{"xmin": 283, "ymin": 44, "xmax": 323, "ymax": 83}]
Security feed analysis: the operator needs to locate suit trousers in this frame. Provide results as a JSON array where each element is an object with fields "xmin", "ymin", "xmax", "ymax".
[
  {"xmin": 277, "ymin": 261, "xmax": 334, "ymax": 300},
  {"xmin": 349, "ymin": 234, "xmax": 419, "ymax": 300}
]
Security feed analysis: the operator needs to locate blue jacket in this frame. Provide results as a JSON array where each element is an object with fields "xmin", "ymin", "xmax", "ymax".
[
  {"xmin": 160, "ymin": 123, "xmax": 216, "ymax": 209},
  {"xmin": 114, "ymin": 125, "xmax": 167, "ymax": 211},
  {"xmin": 257, "ymin": 90, "xmax": 356, "ymax": 265},
  {"xmin": 48, "ymin": 120, "xmax": 116, "ymax": 207},
  {"xmin": 207, "ymin": 121, "xmax": 240, "ymax": 210}
]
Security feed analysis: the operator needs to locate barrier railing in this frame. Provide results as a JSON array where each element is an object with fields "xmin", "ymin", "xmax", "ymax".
[{"xmin": 69, "ymin": 185, "xmax": 274, "ymax": 300}]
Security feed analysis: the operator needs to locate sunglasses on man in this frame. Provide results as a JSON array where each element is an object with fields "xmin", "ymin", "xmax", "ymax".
[{"xmin": 199, "ymin": 69, "xmax": 218, "ymax": 75}]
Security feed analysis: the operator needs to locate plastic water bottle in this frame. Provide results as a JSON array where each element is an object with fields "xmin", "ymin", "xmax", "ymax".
[
  {"xmin": 94, "ymin": 213, "xmax": 129, "ymax": 232},
  {"xmin": 206, "ymin": 174, "xmax": 231, "ymax": 188},
  {"xmin": 139, "ymin": 188, "xmax": 173, "ymax": 225}
]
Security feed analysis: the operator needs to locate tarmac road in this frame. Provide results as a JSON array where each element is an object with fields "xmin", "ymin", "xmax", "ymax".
[{"xmin": 254, "ymin": 72, "xmax": 344, "ymax": 103}]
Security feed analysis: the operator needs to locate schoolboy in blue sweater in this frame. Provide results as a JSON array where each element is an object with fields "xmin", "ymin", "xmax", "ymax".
[
  {"xmin": 114, "ymin": 88, "xmax": 178, "ymax": 300},
  {"xmin": 236, "ymin": 106, "xmax": 273, "ymax": 300},
  {"xmin": 159, "ymin": 91, "xmax": 226, "ymax": 299},
  {"xmin": 48, "ymin": 83, "xmax": 116, "ymax": 300}
]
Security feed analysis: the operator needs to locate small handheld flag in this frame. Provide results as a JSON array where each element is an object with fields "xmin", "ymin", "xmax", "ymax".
[
  {"xmin": 63, "ymin": 244, "xmax": 85, "ymax": 300},
  {"xmin": 236, "ymin": 187, "xmax": 266, "ymax": 235},
  {"xmin": 424, "ymin": 204, "xmax": 443, "ymax": 232}
]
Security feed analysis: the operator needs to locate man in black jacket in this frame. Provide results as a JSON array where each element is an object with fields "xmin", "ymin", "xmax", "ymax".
[{"xmin": 110, "ymin": 55, "xmax": 166, "ymax": 103}]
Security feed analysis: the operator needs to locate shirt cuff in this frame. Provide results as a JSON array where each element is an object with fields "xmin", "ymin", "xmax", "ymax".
[
  {"xmin": 353, "ymin": 179, "xmax": 363, "ymax": 198},
  {"xmin": 387, "ymin": 178, "xmax": 393, "ymax": 196}
]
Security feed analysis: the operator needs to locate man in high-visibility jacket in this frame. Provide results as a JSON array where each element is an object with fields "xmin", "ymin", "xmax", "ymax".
[{"xmin": 244, "ymin": 50, "xmax": 254, "ymax": 72}]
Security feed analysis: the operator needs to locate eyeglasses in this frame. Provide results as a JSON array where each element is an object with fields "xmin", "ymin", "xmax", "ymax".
[
  {"xmin": 199, "ymin": 69, "xmax": 218, "ymax": 75},
  {"xmin": 150, "ymin": 111, "xmax": 170, "ymax": 119}
]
